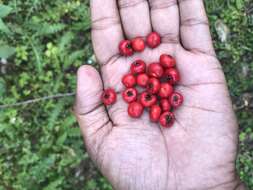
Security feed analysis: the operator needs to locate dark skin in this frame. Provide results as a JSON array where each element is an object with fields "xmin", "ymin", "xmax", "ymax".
[{"xmin": 74, "ymin": 0, "xmax": 246, "ymax": 189}]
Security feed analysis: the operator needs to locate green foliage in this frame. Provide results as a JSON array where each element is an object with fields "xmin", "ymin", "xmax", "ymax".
[{"xmin": 0, "ymin": 0, "xmax": 252, "ymax": 189}]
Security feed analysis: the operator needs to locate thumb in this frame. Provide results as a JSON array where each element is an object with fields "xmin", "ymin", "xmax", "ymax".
[{"xmin": 74, "ymin": 65, "xmax": 112, "ymax": 158}]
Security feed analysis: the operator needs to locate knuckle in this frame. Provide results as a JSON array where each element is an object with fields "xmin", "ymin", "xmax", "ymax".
[{"xmin": 181, "ymin": 17, "xmax": 209, "ymax": 27}]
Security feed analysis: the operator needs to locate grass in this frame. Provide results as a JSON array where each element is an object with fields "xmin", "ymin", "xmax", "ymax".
[{"xmin": 0, "ymin": 0, "xmax": 252, "ymax": 189}]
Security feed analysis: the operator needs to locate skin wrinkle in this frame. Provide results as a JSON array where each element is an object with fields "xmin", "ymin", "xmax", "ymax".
[
  {"xmin": 118, "ymin": 0, "xmax": 147, "ymax": 9},
  {"xmin": 182, "ymin": 104, "xmax": 221, "ymax": 113},
  {"xmin": 149, "ymin": 0, "xmax": 178, "ymax": 10},
  {"xmin": 92, "ymin": 16, "xmax": 121, "ymax": 30},
  {"xmin": 161, "ymin": 33, "xmax": 179, "ymax": 44}
]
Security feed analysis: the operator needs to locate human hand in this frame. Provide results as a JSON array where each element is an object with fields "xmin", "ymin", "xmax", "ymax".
[{"xmin": 74, "ymin": 0, "xmax": 245, "ymax": 189}]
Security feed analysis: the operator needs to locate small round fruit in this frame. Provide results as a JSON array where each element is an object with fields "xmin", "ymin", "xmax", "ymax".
[
  {"xmin": 131, "ymin": 37, "xmax": 145, "ymax": 52},
  {"xmin": 146, "ymin": 32, "xmax": 161, "ymax": 48},
  {"xmin": 122, "ymin": 73, "xmax": 136, "ymax": 88},
  {"xmin": 160, "ymin": 99, "xmax": 171, "ymax": 112},
  {"xmin": 159, "ymin": 83, "xmax": 173, "ymax": 98},
  {"xmin": 163, "ymin": 68, "xmax": 180, "ymax": 84},
  {"xmin": 130, "ymin": 60, "xmax": 146, "ymax": 74},
  {"xmin": 137, "ymin": 73, "xmax": 149, "ymax": 87},
  {"xmin": 101, "ymin": 88, "xmax": 117, "ymax": 105},
  {"xmin": 122, "ymin": 88, "xmax": 138, "ymax": 103},
  {"xmin": 128, "ymin": 102, "xmax": 144, "ymax": 118},
  {"xmin": 147, "ymin": 77, "xmax": 161, "ymax": 94},
  {"xmin": 150, "ymin": 105, "xmax": 162, "ymax": 122},
  {"xmin": 160, "ymin": 54, "xmax": 176, "ymax": 68},
  {"xmin": 119, "ymin": 40, "xmax": 134, "ymax": 56},
  {"xmin": 140, "ymin": 92, "xmax": 157, "ymax": 107},
  {"xmin": 170, "ymin": 92, "xmax": 184, "ymax": 108},
  {"xmin": 147, "ymin": 62, "xmax": 164, "ymax": 78},
  {"xmin": 159, "ymin": 112, "xmax": 175, "ymax": 128}
]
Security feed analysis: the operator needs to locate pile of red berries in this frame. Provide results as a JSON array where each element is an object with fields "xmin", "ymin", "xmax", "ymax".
[{"xmin": 101, "ymin": 32, "xmax": 183, "ymax": 128}]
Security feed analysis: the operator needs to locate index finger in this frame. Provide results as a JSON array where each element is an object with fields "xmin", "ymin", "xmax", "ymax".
[{"xmin": 91, "ymin": 0, "xmax": 124, "ymax": 64}]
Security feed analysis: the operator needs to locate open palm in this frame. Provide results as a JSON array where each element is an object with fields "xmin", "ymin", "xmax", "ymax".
[{"xmin": 74, "ymin": 0, "xmax": 244, "ymax": 189}]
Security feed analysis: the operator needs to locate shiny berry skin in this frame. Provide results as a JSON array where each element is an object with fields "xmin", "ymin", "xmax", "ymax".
[
  {"xmin": 122, "ymin": 73, "xmax": 136, "ymax": 88},
  {"xmin": 146, "ymin": 32, "xmax": 161, "ymax": 48},
  {"xmin": 147, "ymin": 77, "xmax": 160, "ymax": 94},
  {"xmin": 147, "ymin": 62, "xmax": 164, "ymax": 78},
  {"xmin": 128, "ymin": 102, "xmax": 144, "ymax": 118},
  {"xmin": 122, "ymin": 88, "xmax": 138, "ymax": 103},
  {"xmin": 160, "ymin": 54, "xmax": 176, "ymax": 68},
  {"xmin": 130, "ymin": 60, "xmax": 146, "ymax": 74},
  {"xmin": 163, "ymin": 68, "xmax": 180, "ymax": 85},
  {"xmin": 159, "ymin": 83, "xmax": 173, "ymax": 98},
  {"xmin": 159, "ymin": 111, "xmax": 175, "ymax": 128},
  {"xmin": 131, "ymin": 37, "xmax": 145, "ymax": 52},
  {"xmin": 137, "ymin": 73, "xmax": 149, "ymax": 87},
  {"xmin": 140, "ymin": 92, "xmax": 157, "ymax": 107},
  {"xmin": 101, "ymin": 88, "xmax": 117, "ymax": 105},
  {"xmin": 160, "ymin": 99, "xmax": 171, "ymax": 111},
  {"xmin": 149, "ymin": 105, "xmax": 162, "ymax": 122},
  {"xmin": 119, "ymin": 40, "xmax": 134, "ymax": 56},
  {"xmin": 170, "ymin": 92, "xmax": 184, "ymax": 108}
]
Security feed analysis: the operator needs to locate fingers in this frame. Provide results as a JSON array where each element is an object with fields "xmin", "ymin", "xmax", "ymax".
[
  {"xmin": 118, "ymin": 0, "xmax": 152, "ymax": 38},
  {"xmin": 91, "ymin": 0, "xmax": 124, "ymax": 64},
  {"xmin": 74, "ymin": 65, "xmax": 113, "ymax": 154},
  {"xmin": 178, "ymin": 0, "xmax": 215, "ymax": 55},
  {"xmin": 149, "ymin": 0, "xmax": 180, "ymax": 44}
]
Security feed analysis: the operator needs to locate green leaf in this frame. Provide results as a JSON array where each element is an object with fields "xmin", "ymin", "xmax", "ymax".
[
  {"xmin": 236, "ymin": 0, "xmax": 244, "ymax": 9},
  {"xmin": 0, "ymin": 5, "xmax": 12, "ymax": 18},
  {"xmin": 0, "ymin": 19, "xmax": 11, "ymax": 34},
  {"xmin": 0, "ymin": 45, "xmax": 15, "ymax": 59}
]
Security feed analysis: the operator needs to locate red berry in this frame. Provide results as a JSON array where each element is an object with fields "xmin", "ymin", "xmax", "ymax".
[
  {"xmin": 159, "ymin": 112, "xmax": 175, "ymax": 128},
  {"xmin": 122, "ymin": 88, "xmax": 138, "ymax": 103},
  {"xmin": 130, "ymin": 60, "xmax": 146, "ymax": 74},
  {"xmin": 147, "ymin": 62, "xmax": 164, "ymax": 78},
  {"xmin": 101, "ymin": 88, "xmax": 117, "ymax": 105},
  {"xmin": 147, "ymin": 77, "xmax": 160, "ymax": 94},
  {"xmin": 160, "ymin": 99, "xmax": 171, "ymax": 111},
  {"xmin": 163, "ymin": 68, "xmax": 180, "ymax": 85},
  {"xmin": 149, "ymin": 105, "xmax": 162, "ymax": 122},
  {"xmin": 137, "ymin": 73, "xmax": 149, "ymax": 87},
  {"xmin": 140, "ymin": 92, "xmax": 157, "ymax": 107},
  {"xmin": 159, "ymin": 83, "xmax": 173, "ymax": 98},
  {"xmin": 170, "ymin": 92, "xmax": 184, "ymax": 108},
  {"xmin": 131, "ymin": 37, "xmax": 145, "ymax": 52},
  {"xmin": 122, "ymin": 74, "xmax": 136, "ymax": 88},
  {"xmin": 160, "ymin": 54, "xmax": 176, "ymax": 68},
  {"xmin": 128, "ymin": 102, "xmax": 144, "ymax": 118},
  {"xmin": 119, "ymin": 40, "xmax": 134, "ymax": 56},
  {"xmin": 146, "ymin": 32, "xmax": 161, "ymax": 48}
]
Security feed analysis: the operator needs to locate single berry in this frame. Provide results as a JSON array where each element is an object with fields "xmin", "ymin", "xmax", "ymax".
[
  {"xmin": 128, "ymin": 102, "xmax": 144, "ymax": 118},
  {"xmin": 122, "ymin": 88, "xmax": 138, "ymax": 103},
  {"xmin": 149, "ymin": 105, "xmax": 162, "ymax": 122},
  {"xmin": 137, "ymin": 73, "xmax": 149, "ymax": 87},
  {"xmin": 146, "ymin": 32, "xmax": 161, "ymax": 48},
  {"xmin": 130, "ymin": 60, "xmax": 146, "ymax": 74},
  {"xmin": 169, "ymin": 92, "xmax": 184, "ymax": 108},
  {"xmin": 101, "ymin": 88, "xmax": 117, "ymax": 105},
  {"xmin": 163, "ymin": 68, "xmax": 180, "ymax": 85},
  {"xmin": 147, "ymin": 62, "xmax": 164, "ymax": 78},
  {"xmin": 159, "ymin": 112, "xmax": 175, "ymax": 128},
  {"xmin": 140, "ymin": 91, "xmax": 157, "ymax": 107},
  {"xmin": 131, "ymin": 37, "xmax": 145, "ymax": 52},
  {"xmin": 160, "ymin": 54, "xmax": 176, "ymax": 68},
  {"xmin": 160, "ymin": 99, "xmax": 171, "ymax": 111},
  {"xmin": 147, "ymin": 77, "xmax": 161, "ymax": 94},
  {"xmin": 122, "ymin": 73, "xmax": 136, "ymax": 88},
  {"xmin": 159, "ymin": 83, "xmax": 173, "ymax": 98},
  {"xmin": 119, "ymin": 40, "xmax": 134, "ymax": 56}
]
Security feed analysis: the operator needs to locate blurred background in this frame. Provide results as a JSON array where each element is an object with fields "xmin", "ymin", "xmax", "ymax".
[{"xmin": 0, "ymin": 0, "xmax": 252, "ymax": 189}]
